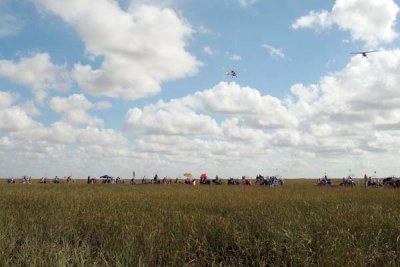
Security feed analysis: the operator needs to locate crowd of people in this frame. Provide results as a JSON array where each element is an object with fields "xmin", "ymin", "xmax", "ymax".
[
  {"xmin": 5, "ymin": 173, "xmax": 400, "ymax": 188},
  {"xmin": 339, "ymin": 176, "xmax": 356, "ymax": 186},
  {"xmin": 315, "ymin": 175, "xmax": 332, "ymax": 186},
  {"xmin": 255, "ymin": 175, "xmax": 284, "ymax": 186},
  {"xmin": 7, "ymin": 175, "xmax": 71, "ymax": 184},
  {"xmin": 22, "ymin": 176, "xmax": 32, "ymax": 184},
  {"xmin": 363, "ymin": 174, "xmax": 400, "ymax": 188}
]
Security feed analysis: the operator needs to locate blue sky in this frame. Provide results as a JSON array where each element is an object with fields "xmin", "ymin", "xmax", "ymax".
[
  {"xmin": 0, "ymin": 0, "xmax": 400, "ymax": 178},
  {"xmin": 0, "ymin": 0, "xmax": 362, "ymax": 126}
]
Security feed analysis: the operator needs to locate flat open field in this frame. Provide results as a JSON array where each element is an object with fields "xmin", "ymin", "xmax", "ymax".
[{"xmin": 0, "ymin": 180, "xmax": 399, "ymax": 266}]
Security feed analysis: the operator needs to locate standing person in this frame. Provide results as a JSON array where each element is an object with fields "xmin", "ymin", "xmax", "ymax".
[{"xmin": 131, "ymin": 171, "xmax": 135, "ymax": 184}]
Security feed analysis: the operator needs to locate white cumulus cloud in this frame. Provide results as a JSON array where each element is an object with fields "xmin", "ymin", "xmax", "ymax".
[
  {"xmin": 292, "ymin": 0, "xmax": 399, "ymax": 46},
  {"xmin": 34, "ymin": 0, "xmax": 200, "ymax": 100},
  {"xmin": 0, "ymin": 53, "xmax": 70, "ymax": 102},
  {"xmin": 190, "ymin": 82, "xmax": 298, "ymax": 129},
  {"xmin": 0, "ymin": 91, "xmax": 15, "ymax": 109},
  {"xmin": 0, "ymin": 107, "xmax": 39, "ymax": 132},
  {"xmin": 49, "ymin": 94, "xmax": 106, "ymax": 126},
  {"xmin": 125, "ymin": 101, "xmax": 221, "ymax": 136}
]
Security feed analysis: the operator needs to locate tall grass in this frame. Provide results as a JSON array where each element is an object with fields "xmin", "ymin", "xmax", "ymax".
[{"xmin": 0, "ymin": 181, "xmax": 399, "ymax": 266}]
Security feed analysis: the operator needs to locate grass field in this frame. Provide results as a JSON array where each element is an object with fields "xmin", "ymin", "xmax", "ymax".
[{"xmin": 0, "ymin": 180, "xmax": 399, "ymax": 266}]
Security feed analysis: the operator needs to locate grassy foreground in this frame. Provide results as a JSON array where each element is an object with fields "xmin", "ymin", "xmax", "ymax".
[{"xmin": 0, "ymin": 181, "xmax": 399, "ymax": 266}]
